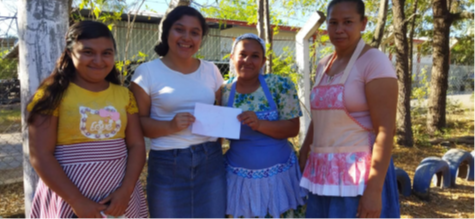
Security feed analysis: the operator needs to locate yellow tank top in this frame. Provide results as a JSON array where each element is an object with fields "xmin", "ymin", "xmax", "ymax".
[{"xmin": 27, "ymin": 82, "xmax": 138, "ymax": 145}]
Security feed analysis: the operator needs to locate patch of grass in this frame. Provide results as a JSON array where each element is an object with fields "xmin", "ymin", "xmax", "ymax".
[{"xmin": 0, "ymin": 108, "xmax": 21, "ymax": 133}]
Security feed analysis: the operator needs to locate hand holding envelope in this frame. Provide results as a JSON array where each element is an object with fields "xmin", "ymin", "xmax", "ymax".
[{"xmin": 191, "ymin": 103, "xmax": 242, "ymax": 139}]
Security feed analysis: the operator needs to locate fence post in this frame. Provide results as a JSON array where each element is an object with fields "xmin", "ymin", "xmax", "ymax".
[
  {"xmin": 295, "ymin": 11, "xmax": 325, "ymax": 146},
  {"xmin": 17, "ymin": 0, "xmax": 69, "ymax": 216}
]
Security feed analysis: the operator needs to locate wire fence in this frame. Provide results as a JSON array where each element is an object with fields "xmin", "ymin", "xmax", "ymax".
[
  {"xmin": 412, "ymin": 63, "xmax": 474, "ymax": 96},
  {"xmin": 0, "ymin": 13, "xmax": 473, "ymax": 208},
  {"xmin": 0, "ymin": 12, "xmax": 21, "ymax": 190},
  {"xmin": 0, "ymin": 17, "xmax": 308, "ymax": 216},
  {"xmin": 111, "ymin": 19, "xmax": 306, "ymax": 85},
  {"xmin": 0, "ymin": 21, "xmax": 306, "ymax": 210},
  {"xmin": 0, "ymin": 12, "xmax": 23, "ymax": 217}
]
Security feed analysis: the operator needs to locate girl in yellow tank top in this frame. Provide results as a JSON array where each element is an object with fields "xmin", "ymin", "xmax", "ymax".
[{"xmin": 27, "ymin": 20, "xmax": 147, "ymax": 218}]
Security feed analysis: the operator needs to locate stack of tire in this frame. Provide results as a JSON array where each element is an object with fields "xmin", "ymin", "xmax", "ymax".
[{"xmin": 394, "ymin": 149, "xmax": 474, "ymax": 200}]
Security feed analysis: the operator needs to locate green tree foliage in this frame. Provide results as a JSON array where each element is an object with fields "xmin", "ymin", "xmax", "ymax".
[
  {"xmin": 72, "ymin": 0, "xmax": 125, "ymax": 25},
  {"xmin": 450, "ymin": 34, "xmax": 474, "ymax": 66},
  {"xmin": 0, "ymin": 50, "xmax": 18, "ymax": 80},
  {"xmin": 0, "ymin": 60, "xmax": 17, "ymax": 80},
  {"xmin": 200, "ymin": 0, "xmax": 287, "ymax": 32},
  {"xmin": 201, "ymin": 0, "xmax": 258, "ymax": 22},
  {"xmin": 72, "ymin": 0, "xmax": 150, "ymax": 84},
  {"xmin": 201, "ymin": 0, "xmax": 473, "ymax": 76}
]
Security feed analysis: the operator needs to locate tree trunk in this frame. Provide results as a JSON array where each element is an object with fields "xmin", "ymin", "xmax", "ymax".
[
  {"xmin": 370, "ymin": 0, "xmax": 389, "ymax": 48},
  {"xmin": 392, "ymin": 0, "xmax": 414, "ymax": 147},
  {"xmin": 408, "ymin": 0, "xmax": 418, "ymax": 78},
  {"xmin": 263, "ymin": 0, "xmax": 272, "ymax": 73},
  {"xmin": 18, "ymin": 0, "xmax": 69, "ymax": 216},
  {"xmin": 427, "ymin": 0, "xmax": 452, "ymax": 134},
  {"xmin": 256, "ymin": 0, "xmax": 264, "ymax": 39}
]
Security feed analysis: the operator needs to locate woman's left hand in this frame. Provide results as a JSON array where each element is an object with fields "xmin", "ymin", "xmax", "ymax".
[
  {"xmin": 238, "ymin": 111, "xmax": 260, "ymax": 131},
  {"xmin": 357, "ymin": 188, "xmax": 382, "ymax": 218},
  {"xmin": 99, "ymin": 187, "xmax": 132, "ymax": 217},
  {"xmin": 356, "ymin": 187, "xmax": 383, "ymax": 219}
]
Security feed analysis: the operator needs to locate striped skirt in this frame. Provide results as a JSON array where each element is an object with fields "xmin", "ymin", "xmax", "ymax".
[{"xmin": 30, "ymin": 139, "xmax": 148, "ymax": 218}]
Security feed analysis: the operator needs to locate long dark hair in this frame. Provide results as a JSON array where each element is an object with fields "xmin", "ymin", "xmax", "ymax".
[
  {"xmin": 154, "ymin": 6, "xmax": 209, "ymax": 57},
  {"xmin": 27, "ymin": 20, "xmax": 120, "ymax": 124}
]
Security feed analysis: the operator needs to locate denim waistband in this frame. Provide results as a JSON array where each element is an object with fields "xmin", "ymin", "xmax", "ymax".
[{"xmin": 150, "ymin": 141, "xmax": 221, "ymax": 157}]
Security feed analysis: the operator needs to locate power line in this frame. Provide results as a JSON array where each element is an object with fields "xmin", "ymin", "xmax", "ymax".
[{"xmin": 4, "ymin": 12, "xmax": 16, "ymax": 38}]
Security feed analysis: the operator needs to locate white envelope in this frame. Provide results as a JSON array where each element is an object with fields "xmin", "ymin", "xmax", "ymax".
[{"xmin": 191, "ymin": 103, "xmax": 242, "ymax": 139}]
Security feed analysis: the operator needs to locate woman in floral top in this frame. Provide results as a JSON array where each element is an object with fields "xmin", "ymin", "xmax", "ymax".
[
  {"xmin": 220, "ymin": 33, "xmax": 306, "ymax": 218},
  {"xmin": 223, "ymin": 74, "xmax": 301, "ymax": 117}
]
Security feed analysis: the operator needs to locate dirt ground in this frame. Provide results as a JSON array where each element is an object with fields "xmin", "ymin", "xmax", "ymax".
[
  {"xmin": 394, "ymin": 144, "xmax": 474, "ymax": 218},
  {"xmin": 395, "ymin": 109, "xmax": 474, "ymax": 218},
  {"xmin": 0, "ymin": 110, "xmax": 473, "ymax": 218},
  {"xmin": 2, "ymin": 144, "xmax": 474, "ymax": 218}
]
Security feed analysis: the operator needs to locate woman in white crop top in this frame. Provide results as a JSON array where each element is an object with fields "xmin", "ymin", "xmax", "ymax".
[{"xmin": 130, "ymin": 6, "xmax": 226, "ymax": 218}]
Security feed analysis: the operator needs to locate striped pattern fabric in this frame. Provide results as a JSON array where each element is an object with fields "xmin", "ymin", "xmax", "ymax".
[{"xmin": 30, "ymin": 139, "xmax": 148, "ymax": 218}]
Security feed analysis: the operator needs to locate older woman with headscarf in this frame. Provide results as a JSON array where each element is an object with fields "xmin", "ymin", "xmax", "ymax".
[{"xmin": 220, "ymin": 33, "xmax": 306, "ymax": 218}]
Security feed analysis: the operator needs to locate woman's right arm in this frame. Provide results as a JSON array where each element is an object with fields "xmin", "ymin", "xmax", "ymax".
[
  {"xmin": 129, "ymin": 83, "xmax": 195, "ymax": 138},
  {"xmin": 298, "ymin": 120, "xmax": 313, "ymax": 172},
  {"xmin": 29, "ymin": 114, "xmax": 106, "ymax": 218}
]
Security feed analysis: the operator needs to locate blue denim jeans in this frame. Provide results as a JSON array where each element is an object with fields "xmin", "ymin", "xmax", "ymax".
[{"xmin": 147, "ymin": 141, "xmax": 227, "ymax": 218}]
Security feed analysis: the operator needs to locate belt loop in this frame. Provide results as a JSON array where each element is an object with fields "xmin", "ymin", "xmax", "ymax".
[
  {"xmin": 173, "ymin": 149, "xmax": 179, "ymax": 166},
  {"xmin": 203, "ymin": 142, "xmax": 209, "ymax": 159}
]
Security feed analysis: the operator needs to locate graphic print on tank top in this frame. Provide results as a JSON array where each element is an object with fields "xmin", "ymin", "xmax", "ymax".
[{"xmin": 79, "ymin": 106, "xmax": 122, "ymax": 139}]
